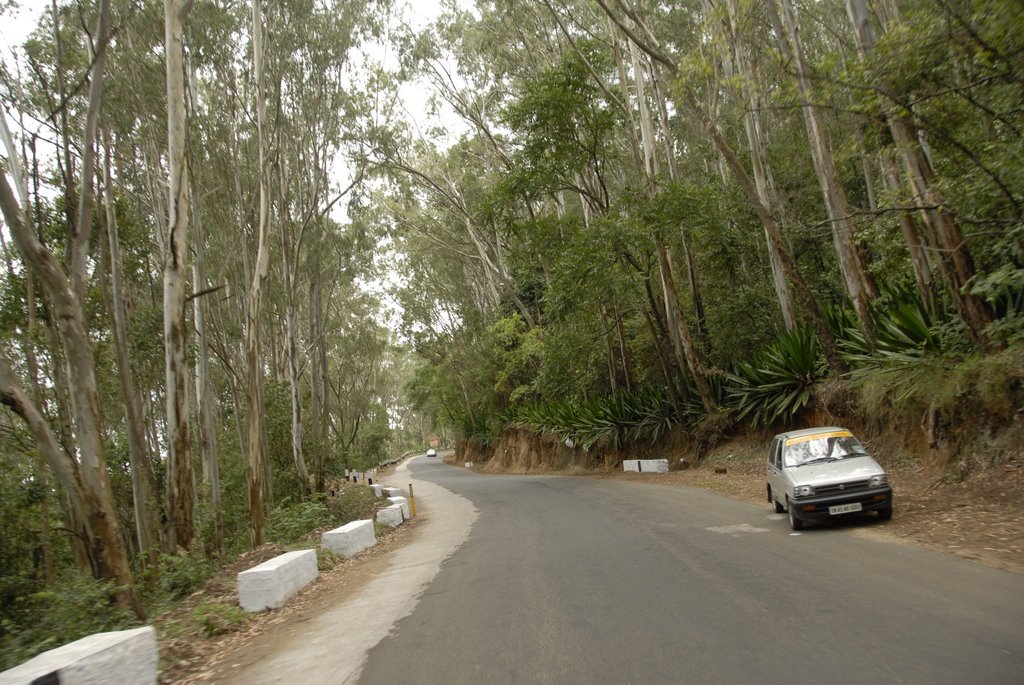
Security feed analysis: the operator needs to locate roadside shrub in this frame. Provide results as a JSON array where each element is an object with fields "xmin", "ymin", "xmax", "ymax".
[
  {"xmin": 191, "ymin": 602, "xmax": 248, "ymax": 637},
  {"xmin": 159, "ymin": 550, "xmax": 216, "ymax": 600},
  {"xmin": 317, "ymin": 549, "xmax": 340, "ymax": 572},
  {"xmin": 462, "ymin": 413, "xmax": 499, "ymax": 446},
  {"xmin": 325, "ymin": 488, "xmax": 378, "ymax": 525},
  {"xmin": 0, "ymin": 571, "xmax": 136, "ymax": 670},
  {"xmin": 266, "ymin": 498, "xmax": 329, "ymax": 543}
]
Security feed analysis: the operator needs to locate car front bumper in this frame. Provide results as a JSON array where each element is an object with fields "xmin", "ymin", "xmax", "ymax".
[{"xmin": 789, "ymin": 487, "xmax": 893, "ymax": 520}]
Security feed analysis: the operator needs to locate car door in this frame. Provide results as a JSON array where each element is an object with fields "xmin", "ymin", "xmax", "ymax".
[{"xmin": 767, "ymin": 437, "xmax": 782, "ymax": 503}]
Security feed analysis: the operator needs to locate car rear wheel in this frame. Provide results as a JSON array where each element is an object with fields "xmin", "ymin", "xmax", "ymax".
[
  {"xmin": 769, "ymin": 487, "xmax": 784, "ymax": 513},
  {"xmin": 788, "ymin": 499, "xmax": 804, "ymax": 531}
]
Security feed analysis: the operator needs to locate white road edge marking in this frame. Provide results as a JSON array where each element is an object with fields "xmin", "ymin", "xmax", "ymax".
[
  {"xmin": 221, "ymin": 457, "xmax": 478, "ymax": 685},
  {"xmin": 704, "ymin": 523, "xmax": 770, "ymax": 534}
]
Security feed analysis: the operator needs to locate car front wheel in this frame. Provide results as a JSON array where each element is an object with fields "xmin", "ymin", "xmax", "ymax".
[
  {"xmin": 788, "ymin": 499, "xmax": 804, "ymax": 531},
  {"xmin": 770, "ymin": 487, "xmax": 785, "ymax": 513},
  {"xmin": 877, "ymin": 506, "xmax": 892, "ymax": 521}
]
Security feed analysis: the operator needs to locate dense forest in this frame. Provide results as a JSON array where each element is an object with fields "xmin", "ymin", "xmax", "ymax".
[{"xmin": 0, "ymin": 0, "xmax": 1021, "ymax": 669}]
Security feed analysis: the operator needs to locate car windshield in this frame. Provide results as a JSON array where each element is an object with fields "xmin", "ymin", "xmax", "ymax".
[{"xmin": 783, "ymin": 431, "xmax": 868, "ymax": 467}]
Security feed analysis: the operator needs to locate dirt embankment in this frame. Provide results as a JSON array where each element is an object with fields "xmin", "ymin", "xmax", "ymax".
[{"xmin": 453, "ymin": 420, "xmax": 1024, "ymax": 574}]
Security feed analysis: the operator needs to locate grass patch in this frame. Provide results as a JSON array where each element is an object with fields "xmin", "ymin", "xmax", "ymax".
[{"xmin": 191, "ymin": 602, "xmax": 248, "ymax": 638}]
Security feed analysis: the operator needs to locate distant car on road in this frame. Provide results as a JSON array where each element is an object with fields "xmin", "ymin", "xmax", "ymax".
[
  {"xmin": 426, "ymin": 448, "xmax": 437, "ymax": 458},
  {"xmin": 767, "ymin": 427, "xmax": 892, "ymax": 531}
]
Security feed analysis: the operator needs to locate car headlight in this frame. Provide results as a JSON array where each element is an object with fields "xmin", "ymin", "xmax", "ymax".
[
  {"xmin": 794, "ymin": 485, "xmax": 815, "ymax": 497},
  {"xmin": 869, "ymin": 474, "xmax": 888, "ymax": 487}
]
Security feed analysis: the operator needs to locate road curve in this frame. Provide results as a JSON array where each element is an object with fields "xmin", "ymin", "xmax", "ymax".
[
  {"xmin": 355, "ymin": 458, "xmax": 1024, "ymax": 685},
  {"xmin": 213, "ymin": 456, "xmax": 1024, "ymax": 685}
]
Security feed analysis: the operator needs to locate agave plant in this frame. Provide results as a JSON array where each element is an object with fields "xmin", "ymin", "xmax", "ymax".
[
  {"xmin": 727, "ymin": 325, "xmax": 824, "ymax": 426},
  {"xmin": 833, "ymin": 291, "xmax": 940, "ymax": 367},
  {"xmin": 462, "ymin": 413, "xmax": 498, "ymax": 447},
  {"xmin": 507, "ymin": 386, "xmax": 679, "ymax": 450}
]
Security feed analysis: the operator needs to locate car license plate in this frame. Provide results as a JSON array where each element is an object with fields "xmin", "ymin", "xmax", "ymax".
[{"xmin": 829, "ymin": 502, "xmax": 862, "ymax": 515}]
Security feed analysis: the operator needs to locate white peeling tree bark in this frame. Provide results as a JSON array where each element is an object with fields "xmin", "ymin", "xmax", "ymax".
[
  {"xmin": 770, "ymin": 0, "xmax": 878, "ymax": 344},
  {"xmin": 103, "ymin": 130, "xmax": 159, "ymax": 573},
  {"xmin": 163, "ymin": 0, "xmax": 195, "ymax": 552},
  {"xmin": 595, "ymin": 0, "xmax": 847, "ymax": 372},
  {"xmin": 723, "ymin": 0, "xmax": 796, "ymax": 329},
  {"xmin": 247, "ymin": 0, "xmax": 272, "ymax": 547},
  {"xmin": 279, "ymin": 162, "xmax": 312, "ymax": 499}
]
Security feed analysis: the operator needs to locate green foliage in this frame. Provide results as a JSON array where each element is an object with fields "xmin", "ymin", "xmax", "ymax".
[
  {"xmin": 265, "ymin": 489, "xmax": 379, "ymax": 545},
  {"xmin": 462, "ymin": 413, "xmax": 499, "ymax": 447},
  {"xmin": 0, "ymin": 572, "xmax": 136, "ymax": 671},
  {"xmin": 508, "ymin": 386, "xmax": 677, "ymax": 450},
  {"xmin": 850, "ymin": 345, "xmax": 1023, "ymax": 433},
  {"xmin": 317, "ymin": 549, "xmax": 341, "ymax": 572},
  {"xmin": 159, "ymin": 550, "xmax": 216, "ymax": 600},
  {"xmin": 973, "ymin": 248, "xmax": 1024, "ymax": 344},
  {"xmin": 191, "ymin": 602, "xmax": 248, "ymax": 638},
  {"xmin": 728, "ymin": 325, "xmax": 824, "ymax": 427},
  {"xmin": 835, "ymin": 293, "xmax": 941, "ymax": 368},
  {"xmin": 266, "ymin": 498, "xmax": 330, "ymax": 544},
  {"xmin": 325, "ymin": 487, "xmax": 379, "ymax": 526}
]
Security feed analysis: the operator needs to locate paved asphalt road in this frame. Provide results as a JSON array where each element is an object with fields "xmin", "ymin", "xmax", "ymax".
[{"xmin": 356, "ymin": 457, "xmax": 1024, "ymax": 685}]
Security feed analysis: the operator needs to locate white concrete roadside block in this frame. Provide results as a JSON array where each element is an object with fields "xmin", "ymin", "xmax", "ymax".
[
  {"xmin": 321, "ymin": 519, "xmax": 376, "ymax": 558},
  {"xmin": 381, "ymin": 486, "xmax": 402, "ymax": 498},
  {"xmin": 0, "ymin": 626, "xmax": 157, "ymax": 685},
  {"xmin": 370, "ymin": 484, "xmax": 383, "ymax": 497},
  {"xmin": 376, "ymin": 503, "xmax": 404, "ymax": 528},
  {"xmin": 622, "ymin": 459, "xmax": 669, "ymax": 473},
  {"xmin": 237, "ymin": 549, "xmax": 318, "ymax": 612},
  {"xmin": 388, "ymin": 496, "xmax": 411, "ymax": 519},
  {"xmin": 465, "ymin": 462, "xmax": 473, "ymax": 468}
]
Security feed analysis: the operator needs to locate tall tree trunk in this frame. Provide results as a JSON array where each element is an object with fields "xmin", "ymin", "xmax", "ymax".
[
  {"xmin": 623, "ymin": 30, "xmax": 714, "ymax": 406},
  {"xmin": 280, "ymin": 168, "xmax": 311, "ymax": 499},
  {"xmin": 770, "ymin": 0, "xmax": 878, "ymax": 344},
  {"xmin": 247, "ymin": 0, "xmax": 272, "ymax": 547},
  {"xmin": 0, "ymin": 173, "xmax": 143, "ymax": 618},
  {"xmin": 614, "ymin": 303, "xmax": 633, "ymax": 393},
  {"xmin": 163, "ymin": 0, "xmax": 195, "ymax": 552},
  {"xmin": 191, "ymin": 171, "xmax": 223, "ymax": 557},
  {"xmin": 27, "ymin": 0, "xmax": 140, "ymax": 615},
  {"xmin": 599, "ymin": 304, "xmax": 618, "ymax": 393},
  {"xmin": 881, "ymin": 151, "xmax": 935, "ymax": 313},
  {"xmin": 309, "ymin": 261, "xmax": 330, "ymax": 493},
  {"xmin": 844, "ymin": 0, "xmax": 993, "ymax": 346},
  {"xmin": 723, "ymin": 0, "xmax": 797, "ymax": 329},
  {"xmin": 596, "ymin": 0, "xmax": 847, "ymax": 372},
  {"xmin": 103, "ymin": 131, "xmax": 159, "ymax": 574},
  {"xmin": 655, "ymin": 235, "xmax": 715, "ymax": 410}
]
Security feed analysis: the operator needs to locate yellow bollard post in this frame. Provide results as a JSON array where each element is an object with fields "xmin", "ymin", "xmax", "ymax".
[{"xmin": 408, "ymin": 483, "xmax": 416, "ymax": 517}]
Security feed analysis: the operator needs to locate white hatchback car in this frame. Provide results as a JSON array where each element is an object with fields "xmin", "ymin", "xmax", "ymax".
[
  {"xmin": 767, "ymin": 427, "xmax": 892, "ymax": 530},
  {"xmin": 426, "ymin": 448, "xmax": 437, "ymax": 458}
]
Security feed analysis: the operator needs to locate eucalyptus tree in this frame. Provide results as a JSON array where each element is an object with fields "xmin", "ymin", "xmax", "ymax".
[
  {"xmin": 267, "ymin": 0, "xmax": 379, "ymax": 498},
  {"xmin": 245, "ymin": 0, "xmax": 273, "ymax": 546},
  {"xmin": 0, "ymin": 0, "xmax": 142, "ymax": 615},
  {"xmin": 594, "ymin": 0, "xmax": 847, "ymax": 372},
  {"xmin": 843, "ymin": 0, "xmax": 1001, "ymax": 346},
  {"xmin": 163, "ymin": 0, "xmax": 196, "ymax": 552},
  {"xmin": 102, "ymin": 130, "xmax": 159, "ymax": 572},
  {"xmin": 766, "ymin": 0, "xmax": 878, "ymax": 345}
]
